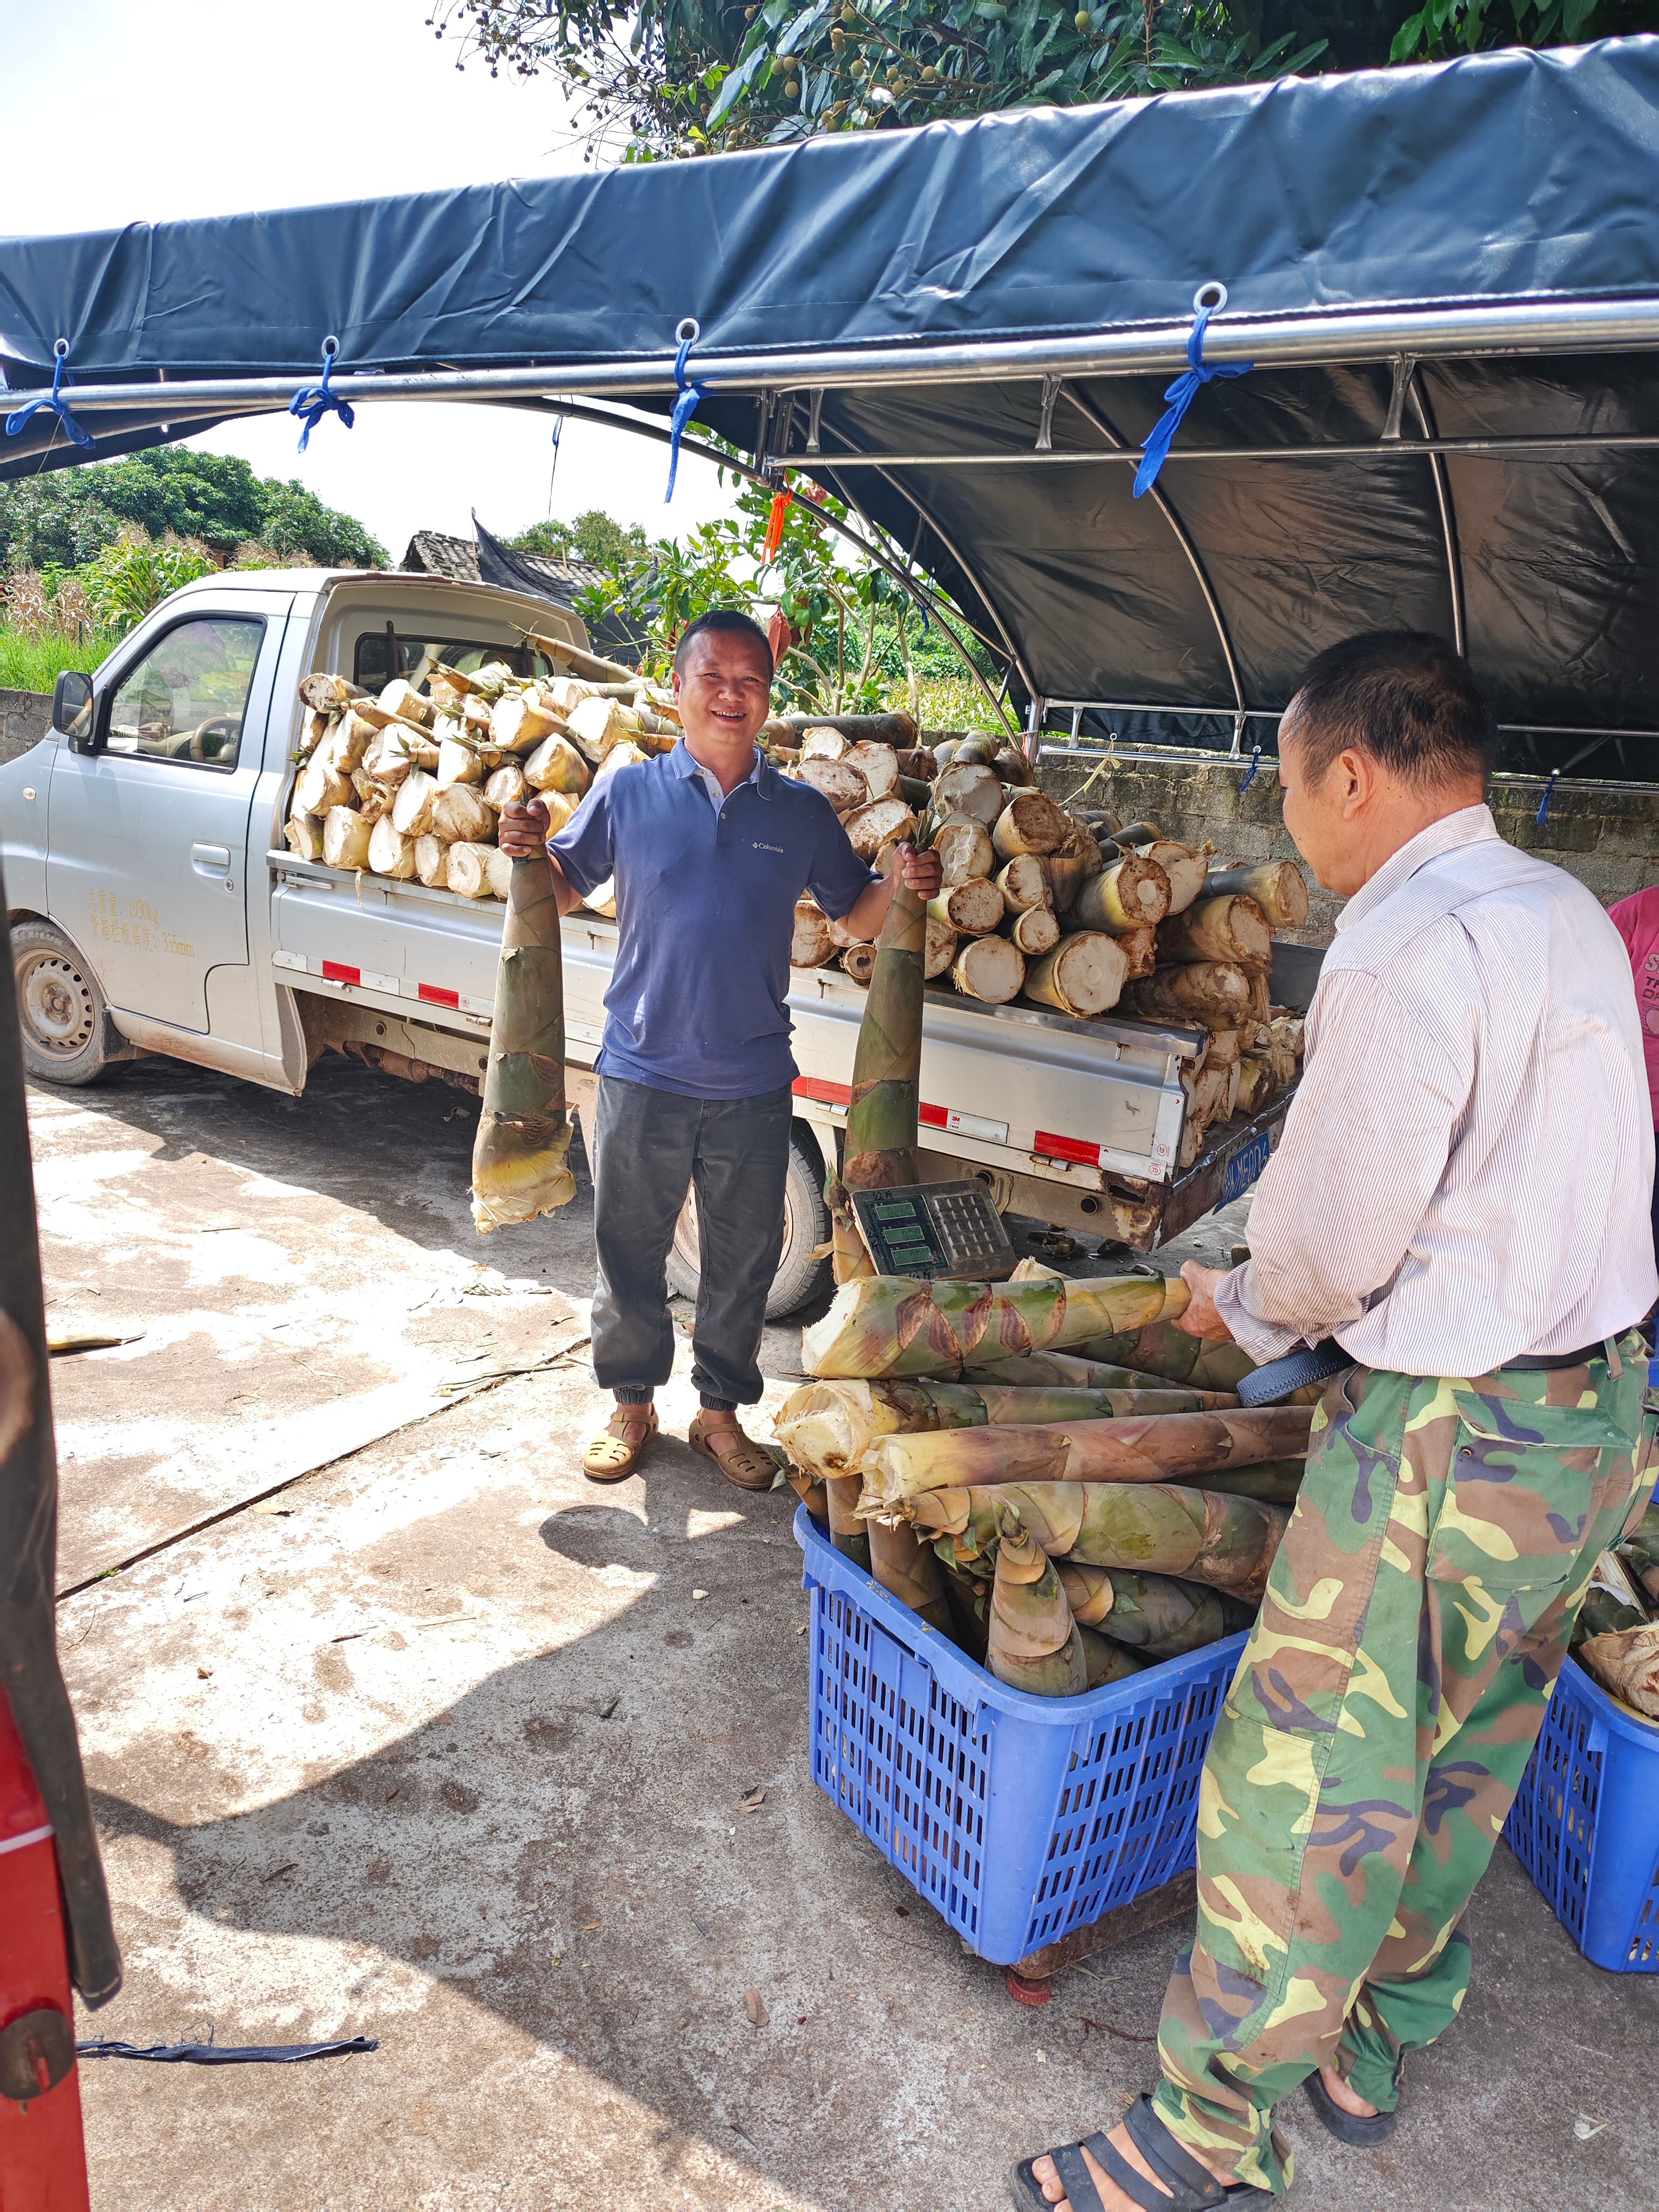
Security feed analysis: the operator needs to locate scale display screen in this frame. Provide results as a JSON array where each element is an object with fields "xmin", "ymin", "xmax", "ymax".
[{"xmin": 849, "ymin": 1181, "xmax": 1017, "ymax": 1282}]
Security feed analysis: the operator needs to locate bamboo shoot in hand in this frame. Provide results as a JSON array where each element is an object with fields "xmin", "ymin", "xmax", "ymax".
[
  {"xmin": 802, "ymin": 1270, "xmax": 1188, "ymax": 1380},
  {"xmin": 471, "ymin": 853, "xmax": 576, "ymax": 1232}
]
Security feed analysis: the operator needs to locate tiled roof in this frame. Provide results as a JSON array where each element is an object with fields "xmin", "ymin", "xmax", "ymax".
[{"xmin": 400, "ymin": 531, "xmax": 603, "ymax": 603}]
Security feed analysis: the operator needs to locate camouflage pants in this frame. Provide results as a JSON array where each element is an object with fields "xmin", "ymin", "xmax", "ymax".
[{"xmin": 1153, "ymin": 1337, "xmax": 1655, "ymax": 2195}]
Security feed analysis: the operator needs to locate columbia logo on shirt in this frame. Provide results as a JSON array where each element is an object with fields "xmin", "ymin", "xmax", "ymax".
[{"xmin": 752, "ymin": 840, "xmax": 785, "ymax": 854}]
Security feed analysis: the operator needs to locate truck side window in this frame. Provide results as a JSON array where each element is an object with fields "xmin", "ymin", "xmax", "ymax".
[{"xmin": 106, "ymin": 617, "xmax": 264, "ymax": 768}]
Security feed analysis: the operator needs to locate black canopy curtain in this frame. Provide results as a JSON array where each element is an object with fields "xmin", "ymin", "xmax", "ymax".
[{"xmin": 2, "ymin": 38, "xmax": 1658, "ymax": 770}]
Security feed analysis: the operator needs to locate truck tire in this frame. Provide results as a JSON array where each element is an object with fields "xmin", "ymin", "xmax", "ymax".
[
  {"xmin": 666, "ymin": 1121, "xmax": 832, "ymax": 1320},
  {"xmin": 11, "ymin": 921, "xmax": 116, "ymax": 1087}
]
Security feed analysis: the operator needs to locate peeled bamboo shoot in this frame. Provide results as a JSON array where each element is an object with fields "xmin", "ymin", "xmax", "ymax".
[
  {"xmin": 431, "ymin": 784, "xmax": 496, "ymax": 845},
  {"xmin": 391, "ymin": 767, "xmax": 440, "ymax": 838},
  {"xmin": 797, "ymin": 758, "xmax": 870, "ymax": 813},
  {"xmin": 489, "ymin": 693, "xmax": 562, "ymax": 753},
  {"xmin": 322, "ymin": 806, "xmax": 373, "ymax": 871},
  {"xmin": 471, "ymin": 853, "xmax": 576, "ymax": 1231},
  {"xmin": 414, "ymin": 834, "xmax": 450, "ymax": 888},
  {"xmin": 996, "ymin": 854, "xmax": 1050, "ymax": 915},
  {"xmin": 436, "ymin": 737, "xmax": 485, "ymax": 790},
  {"xmin": 935, "ymin": 817, "xmax": 996, "ymax": 886},
  {"xmin": 1206, "ymin": 860, "xmax": 1310, "ymax": 930},
  {"xmin": 791, "ymin": 897, "xmax": 838, "ymax": 969},
  {"xmin": 991, "ymin": 790, "xmax": 1068, "ymax": 860},
  {"xmin": 484, "ymin": 847, "xmax": 515, "ymax": 900},
  {"xmin": 1141, "ymin": 842, "xmax": 1210, "ymax": 915},
  {"xmin": 802, "ymin": 1270, "xmax": 1188, "ymax": 1381},
  {"xmin": 444, "ymin": 842, "xmax": 495, "ymax": 898},
  {"xmin": 844, "ymin": 741, "xmax": 900, "ymax": 799},
  {"xmin": 1235, "ymin": 1056, "xmax": 1276, "ymax": 1117},
  {"xmin": 294, "ymin": 753, "xmax": 353, "ymax": 817},
  {"xmin": 1073, "ymin": 855, "xmax": 1172, "ymax": 935},
  {"xmin": 523, "ymin": 734, "xmax": 591, "ymax": 797},
  {"xmin": 1158, "ymin": 894, "xmax": 1273, "ymax": 971},
  {"xmin": 1009, "ymin": 906, "xmax": 1060, "ymax": 956},
  {"xmin": 952, "ymin": 935, "xmax": 1026, "ymax": 1003},
  {"xmin": 934, "ymin": 761, "xmax": 1005, "ymax": 827},
  {"xmin": 840, "ymin": 943, "xmax": 878, "ymax": 986},
  {"xmin": 843, "ymin": 799, "xmax": 916, "ymax": 861},
  {"xmin": 485, "ymin": 763, "xmax": 528, "ymax": 809},
  {"xmin": 1022, "ymin": 929, "xmax": 1128, "ymax": 1018},
  {"xmin": 928, "ymin": 879, "xmax": 1004, "ymax": 937},
  {"xmin": 1125, "ymin": 962, "xmax": 1259, "ymax": 1030},
  {"xmin": 367, "ymin": 816, "xmax": 416, "ymax": 879},
  {"xmin": 566, "ymin": 695, "xmax": 635, "ymax": 764},
  {"xmin": 923, "ymin": 915, "xmax": 957, "ymax": 980},
  {"xmin": 799, "ymin": 726, "xmax": 849, "ymax": 761},
  {"xmin": 284, "ymin": 812, "xmax": 323, "ymax": 862}
]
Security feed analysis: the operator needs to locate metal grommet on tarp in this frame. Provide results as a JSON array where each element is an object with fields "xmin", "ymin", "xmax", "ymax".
[
  {"xmin": 4, "ymin": 338, "xmax": 96, "ymax": 452},
  {"xmin": 1134, "ymin": 282, "xmax": 1253, "ymax": 500},
  {"xmin": 665, "ymin": 316, "xmax": 707, "ymax": 504},
  {"xmin": 289, "ymin": 336, "xmax": 354, "ymax": 453}
]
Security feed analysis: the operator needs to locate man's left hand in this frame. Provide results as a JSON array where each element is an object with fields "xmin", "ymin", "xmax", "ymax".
[
  {"xmin": 895, "ymin": 843, "xmax": 943, "ymax": 898},
  {"xmin": 1175, "ymin": 1260, "xmax": 1237, "ymax": 1344}
]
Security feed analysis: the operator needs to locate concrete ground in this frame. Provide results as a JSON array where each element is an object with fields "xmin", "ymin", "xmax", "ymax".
[{"xmin": 31, "ymin": 1054, "xmax": 1659, "ymax": 2211}]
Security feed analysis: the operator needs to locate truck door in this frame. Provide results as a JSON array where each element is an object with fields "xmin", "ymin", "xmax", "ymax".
[{"xmin": 45, "ymin": 595, "xmax": 290, "ymax": 1034}]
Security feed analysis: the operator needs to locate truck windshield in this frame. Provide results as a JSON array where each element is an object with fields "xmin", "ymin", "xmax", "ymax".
[{"xmin": 353, "ymin": 633, "xmax": 567, "ymax": 697}]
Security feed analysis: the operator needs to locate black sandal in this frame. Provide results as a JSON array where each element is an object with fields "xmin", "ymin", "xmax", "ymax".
[
  {"xmin": 1303, "ymin": 2065, "xmax": 1399, "ymax": 2147},
  {"xmin": 1009, "ymin": 2095, "xmax": 1277, "ymax": 2212}
]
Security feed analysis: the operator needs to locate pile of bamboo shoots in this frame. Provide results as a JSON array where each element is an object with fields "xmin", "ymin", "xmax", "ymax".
[
  {"xmin": 1571, "ymin": 1502, "xmax": 1659, "ymax": 1718},
  {"xmin": 784, "ymin": 729, "xmax": 1311, "ymax": 1168},
  {"xmin": 778, "ymin": 1264, "xmax": 1312, "ymax": 1698},
  {"xmin": 284, "ymin": 652, "xmax": 680, "ymax": 909}
]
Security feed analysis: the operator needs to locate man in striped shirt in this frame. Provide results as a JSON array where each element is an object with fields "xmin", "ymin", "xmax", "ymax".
[{"xmin": 1022, "ymin": 634, "xmax": 1657, "ymax": 2212}]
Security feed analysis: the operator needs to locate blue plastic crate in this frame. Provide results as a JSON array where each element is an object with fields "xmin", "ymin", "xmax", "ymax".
[
  {"xmin": 1505, "ymin": 1653, "xmax": 1659, "ymax": 1972},
  {"xmin": 794, "ymin": 1505, "xmax": 1246, "ymax": 1965}
]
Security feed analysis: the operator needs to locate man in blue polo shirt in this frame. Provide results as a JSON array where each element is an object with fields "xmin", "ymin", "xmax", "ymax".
[{"xmin": 498, "ymin": 608, "xmax": 941, "ymax": 1489}]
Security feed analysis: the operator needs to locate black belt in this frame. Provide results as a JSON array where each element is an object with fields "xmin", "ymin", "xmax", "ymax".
[{"xmin": 1237, "ymin": 1334, "xmax": 1630, "ymax": 1407}]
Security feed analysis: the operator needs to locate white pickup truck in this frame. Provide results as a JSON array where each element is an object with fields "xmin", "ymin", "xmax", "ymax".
[{"xmin": 2, "ymin": 568, "xmax": 1313, "ymax": 1312}]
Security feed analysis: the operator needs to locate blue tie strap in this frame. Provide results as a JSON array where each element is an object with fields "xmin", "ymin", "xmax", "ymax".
[
  {"xmin": 1239, "ymin": 741, "xmax": 1262, "ymax": 797},
  {"xmin": 289, "ymin": 338, "xmax": 354, "ymax": 453},
  {"xmin": 1134, "ymin": 284, "xmax": 1252, "ymax": 500},
  {"xmin": 5, "ymin": 340, "xmax": 96, "ymax": 452},
  {"xmin": 1536, "ymin": 767, "xmax": 1560, "ymax": 826},
  {"xmin": 665, "ymin": 318, "xmax": 707, "ymax": 504}
]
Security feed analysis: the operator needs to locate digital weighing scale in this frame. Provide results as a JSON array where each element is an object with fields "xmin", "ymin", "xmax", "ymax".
[{"xmin": 848, "ymin": 1180, "xmax": 1019, "ymax": 1282}]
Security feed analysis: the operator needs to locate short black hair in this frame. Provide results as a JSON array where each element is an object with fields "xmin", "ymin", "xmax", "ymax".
[
  {"xmin": 673, "ymin": 607, "xmax": 774, "ymax": 677},
  {"xmin": 1285, "ymin": 631, "xmax": 1495, "ymax": 790}
]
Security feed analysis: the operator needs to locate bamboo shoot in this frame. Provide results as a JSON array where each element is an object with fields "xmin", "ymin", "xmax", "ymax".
[
  {"xmin": 1009, "ymin": 905, "xmax": 1060, "ymax": 956},
  {"xmin": 996, "ymin": 854, "xmax": 1051, "ymax": 915},
  {"xmin": 284, "ymin": 812, "xmax": 323, "ymax": 862},
  {"xmin": 935, "ymin": 817, "xmax": 996, "ymax": 886},
  {"xmin": 322, "ymin": 806, "xmax": 372, "ymax": 871},
  {"xmin": 414, "ymin": 834, "xmax": 450, "ymax": 888},
  {"xmin": 1023, "ymin": 932, "xmax": 1128, "ymax": 1018},
  {"xmin": 523, "ymin": 734, "xmax": 592, "ymax": 797},
  {"xmin": 791, "ymin": 897, "xmax": 838, "ymax": 969},
  {"xmin": 1158, "ymin": 894, "xmax": 1273, "ymax": 970},
  {"xmin": 444, "ymin": 842, "xmax": 495, "ymax": 899},
  {"xmin": 928, "ymin": 879, "xmax": 1004, "ymax": 937},
  {"xmin": 431, "ymin": 785, "xmax": 497, "ymax": 846},
  {"xmin": 952, "ymin": 935, "xmax": 1026, "ymax": 1003},
  {"xmin": 1206, "ymin": 860, "xmax": 1310, "ymax": 929},
  {"xmin": 1073, "ymin": 855, "xmax": 1172, "ymax": 935},
  {"xmin": 934, "ymin": 762, "xmax": 1006, "ymax": 827},
  {"xmin": 991, "ymin": 790, "xmax": 1069, "ymax": 860},
  {"xmin": 471, "ymin": 853, "xmax": 576, "ymax": 1231},
  {"xmin": 367, "ymin": 816, "xmax": 416, "ymax": 880},
  {"xmin": 843, "ymin": 799, "xmax": 916, "ymax": 861},
  {"xmin": 844, "ymin": 741, "xmax": 901, "ymax": 799},
  {"xmin": 867, "ymin": 1518, "xmax": 955, "ymax": 1635},
  {"xmin": 987, "ymin": 1511, "xmax": 1087, "ymax": 1695},
  {"xmin": 802, "ymin": 1270, "xmax": 1188, "ymax": 1381}
]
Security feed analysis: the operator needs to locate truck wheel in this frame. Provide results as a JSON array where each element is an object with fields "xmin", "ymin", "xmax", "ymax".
[
  {"xmin": 11, "ymin": 921, "xmax": 115, "ymax": 1086},
  {"xmin": 666, "ymin": 1122, "xmax": 832, "ymax": 1320}
]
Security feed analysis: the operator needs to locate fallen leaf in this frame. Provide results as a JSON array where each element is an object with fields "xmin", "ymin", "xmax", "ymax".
[
  {"xmin": 581, "ymin": 1919, "xmax": 602, "ymax": 1933},
  {"xmin": 739, "ymin": 1787, "xmax": 766, "ymax": 1810},
  {"xmin": 893, "ymin": 1905, "xmax": 910, "ymax": 1918},
  {"xmin": 744, "ymin": 1989, "xmax": 770, "ymax": 2027},
  {"xmin": 197, "ymin": 1666, "xmax": 213, "ymax": 1680}
]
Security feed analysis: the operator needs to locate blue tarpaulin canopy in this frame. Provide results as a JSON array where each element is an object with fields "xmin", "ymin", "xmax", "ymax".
[{"xmin": 3, "ymin": 37, "xmax": 1657, "ymax": 767}]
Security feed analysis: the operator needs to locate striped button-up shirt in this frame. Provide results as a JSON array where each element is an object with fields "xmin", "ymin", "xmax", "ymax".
[{"xmin": 1216, "ymin": 804, "xmax": 1658, "ymax": 1377}]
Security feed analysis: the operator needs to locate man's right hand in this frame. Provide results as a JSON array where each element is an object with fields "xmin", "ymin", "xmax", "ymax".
[{"xmin": 498, "ymin": 796, "xmax": 551, "ymax": 859}]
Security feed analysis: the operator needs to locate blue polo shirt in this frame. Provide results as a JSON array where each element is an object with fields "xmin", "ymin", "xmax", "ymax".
[{"xmin": 550, "ymin": 743, "xmax": 876, "ymax": 1098}]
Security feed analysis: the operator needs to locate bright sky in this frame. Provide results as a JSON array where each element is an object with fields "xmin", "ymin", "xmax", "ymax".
[{"xmin": 0, "ymin": 0, "xmax": 735, "ymax": 559}]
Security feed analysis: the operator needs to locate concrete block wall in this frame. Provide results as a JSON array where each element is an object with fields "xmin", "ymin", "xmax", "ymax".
[
  {"xmin": 0, "ymin": 688, "xmax": 52, "ymax": 767},
  {"xmin": 1034, "ymin": 749, "xmax": 1659, "ymax": 947}
]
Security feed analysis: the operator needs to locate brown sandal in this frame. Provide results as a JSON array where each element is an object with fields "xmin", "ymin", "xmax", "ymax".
[
  {"xmin": 687, "ymin": 1411, "xmax": 780, "ymax": 1494},
  {"xmin": 582, "ymin": 1403, "xmax": 658, "ymax": 1484}
]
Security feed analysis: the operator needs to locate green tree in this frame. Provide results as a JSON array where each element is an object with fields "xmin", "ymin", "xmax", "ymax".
[
  {"xmin": 509, "ymin": 509, "xmax": 651, "ymax": 565},
  {"xmin": 426, "ymin": 0, "xmax": 1657, "ymax": 158},
  {"xmin": 0, "ymin": 448, "xmax": 387, "ymax": 573}
]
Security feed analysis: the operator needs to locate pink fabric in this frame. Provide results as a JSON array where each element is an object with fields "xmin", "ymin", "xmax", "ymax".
[{"xmin": 1610, "ymin": 887, "xmax": 1659, "ymax": 1123}]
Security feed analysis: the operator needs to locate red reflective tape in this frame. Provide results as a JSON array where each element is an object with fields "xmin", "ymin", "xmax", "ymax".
[
  {"xmin": 417, "ymin": 983, "xmax": 461, "ymax": 1008},
  {"xmin": 1034, "ymin": 1130, "xmax": 1101, "ymax": 1166},
  {"xmin": 793, "ymin": 1076, "xmax": 851, "ymax": 1106},
  {"xmin": 321, "ymin": 960, "xmax": 360, "ymax": 986},
  {"xmin": 918, "ymin": 1102, "xmax": 947, "ymax": 1128}
]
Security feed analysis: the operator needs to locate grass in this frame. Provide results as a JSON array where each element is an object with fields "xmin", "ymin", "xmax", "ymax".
[
  {"xmin": 0, "ymin": 624, "xmax": 123, "ymax": 695},
  {"xmin": 916, "ymin": 672, "xmax": 1015, "ymax": 737}
]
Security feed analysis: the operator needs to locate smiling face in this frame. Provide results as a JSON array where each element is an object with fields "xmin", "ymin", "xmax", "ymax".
[{"xmin": 672, "ymin": 627, "xmax": 773, "ymax": 755}]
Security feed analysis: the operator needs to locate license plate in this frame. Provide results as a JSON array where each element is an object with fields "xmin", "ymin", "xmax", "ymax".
[{"xmin": 1222, "ymin": 1131, "xmax": 1272, "ymax": 1204}]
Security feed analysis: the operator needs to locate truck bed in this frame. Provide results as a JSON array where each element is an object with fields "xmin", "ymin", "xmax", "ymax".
[{"xmin": 269, "ymin": 851, "xmax": 1314, "ymax": 1248}]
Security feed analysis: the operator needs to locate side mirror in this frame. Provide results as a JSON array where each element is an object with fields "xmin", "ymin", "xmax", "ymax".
[{"xmin": 53, "ymin": 670, "xmax": 96, "ymax": 753}]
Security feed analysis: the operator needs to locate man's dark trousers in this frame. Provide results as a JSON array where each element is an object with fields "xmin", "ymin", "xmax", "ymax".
[{"xmin": 589, "ymin": 1075, "xmax": 793, "ymax": 1408}]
